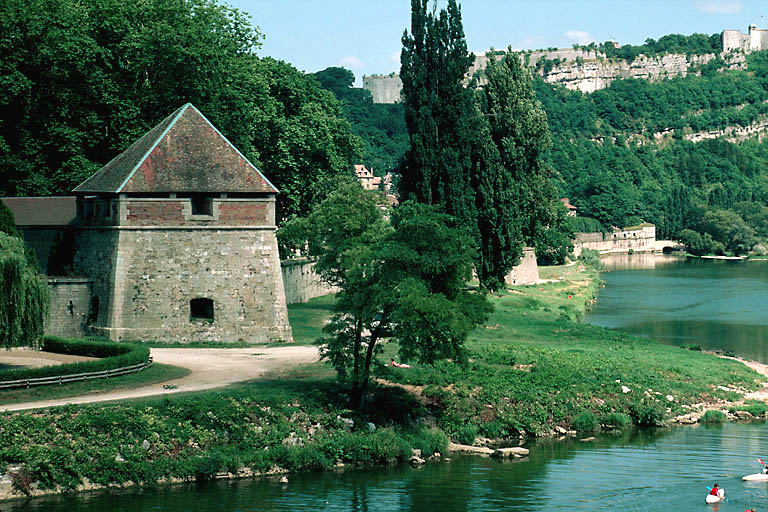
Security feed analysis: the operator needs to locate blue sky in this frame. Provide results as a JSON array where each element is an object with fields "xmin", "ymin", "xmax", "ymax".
[{"xmin": 228, "ymin": 0, "xmax": 768, "ymax": 85}]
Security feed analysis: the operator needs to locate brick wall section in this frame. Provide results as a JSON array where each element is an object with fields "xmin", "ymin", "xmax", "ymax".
[
  {"xmin": 218, "ymin": 202, "xmax": 268, "ymax": 224},
  {"xmin": 126, "ymin": 201, "xmax": 185, "ymax": 226}
]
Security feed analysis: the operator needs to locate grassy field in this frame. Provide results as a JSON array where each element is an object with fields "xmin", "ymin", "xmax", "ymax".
[
  {"xmin": 0, "ymin": 364, "xmax": 190, "ymax": 406},
  {"xmin": 286, "ymin": 294, "xmax": 336, "ymax": 345},
  {"xmin": 376, "ymin": 262, "xmax": 762, "ymax": 440}
]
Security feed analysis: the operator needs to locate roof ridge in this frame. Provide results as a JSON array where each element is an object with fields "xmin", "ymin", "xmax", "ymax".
[{"xmin": 115, "ymin": 104, "xmax": 190, "ymax": 193}]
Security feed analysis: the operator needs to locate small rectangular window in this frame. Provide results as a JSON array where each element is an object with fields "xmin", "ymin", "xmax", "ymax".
[
  {"xmin": 190, "ymin": 298, "xmax": 214, "ymax": 323},
  {"xmin": 191, "ymin": 195, "xmax": 212, "ymax": 216}
]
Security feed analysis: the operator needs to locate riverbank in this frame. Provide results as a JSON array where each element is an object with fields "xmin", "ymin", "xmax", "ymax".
[{"xmin": 1, "ymin": 260, "xmax": 765, "ymax": 502}]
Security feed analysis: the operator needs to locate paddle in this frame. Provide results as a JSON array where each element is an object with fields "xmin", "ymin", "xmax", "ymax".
[{"xmin": 758, "ymin": 457, "xmax": 765, "ymax": 466}]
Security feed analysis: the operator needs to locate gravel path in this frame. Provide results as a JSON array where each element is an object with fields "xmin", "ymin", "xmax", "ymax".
[{"xmin": 0, "ymin": 346, "xmax": 319, "ymax": 412}]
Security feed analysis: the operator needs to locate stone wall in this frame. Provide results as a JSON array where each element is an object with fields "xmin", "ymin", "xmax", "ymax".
[
  {"xmin": 363, "ymin": 74, "xmax": 403, "ymax": 104},
  {"xmin": 281, "ymin": 259, "xmax": 337, "ymax": 305},
  {"xmin": 45, "ymin": 277, "xmax": 93, "ymax": 338},
  {"xmin": 72, "ymin": 196, "xmax": 292, "ymax": 344},
  {"xmin": 504, "ymin": 247, "xmax": 539, "ymax": 286},
  {"xmin": 573, "ymin": 225, "xmax": 656, "ymax": 257}
]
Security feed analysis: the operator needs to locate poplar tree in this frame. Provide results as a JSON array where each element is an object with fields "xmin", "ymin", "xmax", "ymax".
[
  {"xmin": 472, "ymin": 49, "xmax": 556, "ymax": 289},
  {"xmin": 399, "ymin": 0, "xmax": 476, "ymax": 226}
]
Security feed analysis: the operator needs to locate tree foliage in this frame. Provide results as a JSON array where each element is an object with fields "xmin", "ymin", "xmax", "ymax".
[
  {"xmin": 0, "ymin": 0, "xmax": 361, "ymax": 221},
  {"xmin": 299, "ymin": 183, "xmax": 488, "ymax": 409},
  {"xmin": 0, "ymin": 233, "xmax": 49, "ymax": 349},
  {"xmin": 399, "ymin": 0, "xmax": 476, "ymax": 226}
]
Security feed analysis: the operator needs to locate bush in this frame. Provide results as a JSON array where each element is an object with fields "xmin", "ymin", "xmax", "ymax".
[
  {"xmin": 456, "ymin": 424, "xmax": 478, "ymax": 445},
  {"xmin": 701, "ymin": 410, "xmax": 726, "ymax": 423},
  {"xmin": 0, "ymin": 336, "xmax": 149, "ymax": 383},
  {"xmin": 578, "ymin": 249, "xmax": 603, "ymax": 270},
  {"xmin": 628, "ymin": 401, "xmax": 666, "ymax": 426},
  {"xmin": 572, "ymin": 411, "xmax": 599, "ymax": 432},
  {"xmin": 601, "ymin": 412, "xmax": 632, "ymax": 430}
]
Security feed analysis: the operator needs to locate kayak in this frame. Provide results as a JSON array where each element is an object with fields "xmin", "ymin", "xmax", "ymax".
[
  {"xmin": 743, "ymin": 472, "xmax": 768, "ymax": 481},
  {"xmin": 705, "ymin": 494, "xmax": 723, "ymax": 504}
]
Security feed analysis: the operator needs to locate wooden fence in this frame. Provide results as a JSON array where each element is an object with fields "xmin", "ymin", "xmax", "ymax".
[{"xmin": 0, "ymin": 357, "xmax": 153, "ymax": 390}]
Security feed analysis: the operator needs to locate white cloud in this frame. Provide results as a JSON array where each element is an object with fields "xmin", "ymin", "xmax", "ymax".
[
  {"xmin": 565, "ymin": 30, "xmax": 595, "ymax": 45},
  {"xmin": 337, "ymin": 56, "xmax": 365, "ymax": 69},
  {"xmin": 695, "ymin": 0, "xmax": 742, "ymax": 14}
]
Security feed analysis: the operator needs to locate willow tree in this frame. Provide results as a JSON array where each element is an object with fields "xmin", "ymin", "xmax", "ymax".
[{"xmin": 0, "ymin": 233, "xmax": 49, "ymax": 349}]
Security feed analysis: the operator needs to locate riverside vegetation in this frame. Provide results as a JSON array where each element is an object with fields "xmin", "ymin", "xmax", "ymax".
[{"xmin": 1, "ymin": 255, "xmax": 763, "ymax": 499}]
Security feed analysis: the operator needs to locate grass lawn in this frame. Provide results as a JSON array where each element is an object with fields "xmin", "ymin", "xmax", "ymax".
[
  {"xmin": 286, "ymin": 294, "xmax": 336, "ymax": 345},
  {"xmin": 376, "ymin": 263, "xmax": 762, "ymax": 438},
  {"xmin": 0, "ymin": 363, "xmax": 190, "ymax": 405}
]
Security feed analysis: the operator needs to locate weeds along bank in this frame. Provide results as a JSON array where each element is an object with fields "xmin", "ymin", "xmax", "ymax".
[
  {"xmin": 0, "ymin": 379, "xmax": 447, "ymax": 500},
  {"xmin": 0, "ymin": 258, "xmax": 763, "ymax": 501}
]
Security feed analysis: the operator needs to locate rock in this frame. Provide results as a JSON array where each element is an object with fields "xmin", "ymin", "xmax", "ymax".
[
  {"xmin": 333, "ymin": 462, "xmax": 345, "ymax": 469},
  {"xmin": 666, "ymin": 395, "xmax": 675, "ymax": 402},
  {"xmin": 409, "ymin": 456, "xmax": 426, "ymax": 466},
  {"xmin": 337, "ymin": 416, "xmax": 354, "ymax": 431},
  {"xmin": 366, "ymin": 422, "xmax": 376, "ymax": 433},
  {"xmin": 735, "ymin": 410, "xmax": 755, "ymax": 420},
  {"xmin": 493, "ymin": 447, "xmax": 530, "ymax": 458},
  {"xmin": 279, "ymin": 476, "xmax": 289, "ymax": 484},
  {"xmin": 717, "ymin": 385, "xmax": 732, "ymax": 392},
  {"xmin": 141, "ymin": 440, "xmax": 151, "ymax": 451},
  {"xmin": 411, "ymin": 449, "xmax": 422, "ymax": 458},
  {"xmin": 580, "ymin": 437, "xmax": 596, "ymax": 442},
  {"xmin": 447, "ymin": 442, "xmax": 495, "ymax": 456},
  {"xmin": 473, "ymin": 437, "xmax": 492, "ymax": 446},
  {"xmin": 428, "ymin": 452, "xmax": 442, "ymax": 461},
  {"xmin": 621, "ymin": 385, "xmax": 631, "ymax": 394},
  {"xmin": 282, "ymin": 433, "xmax": 304, "ymax": 448},
  {"xmin": 555, "ymin": 426, "xmax": 568, "ymax": 435},
  {"xmin": 115, "ymin": 453, "xmax": 126, "ymax": 463}
]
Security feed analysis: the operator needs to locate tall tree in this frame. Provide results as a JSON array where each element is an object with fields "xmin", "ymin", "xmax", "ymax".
[
  {"xmin": 299, "ymin": 182, "xmax": 488, "ymax": 410},
  {"xmin": 471, "ymin": 49, "xmax": 564, "ymax": 288},
  {"xmin": 0, "ymin": 233, "xmax": 49, "ymax": 349},
  {"xmin": 399, "ymin": 0, "xmax": 476, "ymax": 226}
]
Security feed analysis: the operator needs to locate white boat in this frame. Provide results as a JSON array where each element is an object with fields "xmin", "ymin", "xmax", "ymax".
[{"xmin": 743, "ymin": 472, "xmax": 768, "ymax": 481}]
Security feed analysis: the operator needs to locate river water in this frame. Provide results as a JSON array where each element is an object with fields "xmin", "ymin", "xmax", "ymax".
[{"xmin": 7, "ymin": 255, "xmax": 768, "ymax": 511}]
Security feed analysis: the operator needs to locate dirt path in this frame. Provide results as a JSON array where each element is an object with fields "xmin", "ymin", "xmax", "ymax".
[{"xmin": 0, "ymin": 346, "xmax": 319, "ymax": 413}]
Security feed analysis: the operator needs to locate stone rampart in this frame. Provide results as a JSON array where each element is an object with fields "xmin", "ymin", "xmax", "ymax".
[
  {"xmin": 505, "ymin": 247, "xmax": 539, "ymax": 286},
  {"xmin": 45, "ymin": 277, "xmax": 93, "ymax": 338},
  {"xmin": 281, "ymin": 259, "xmax": 337, "ymax": 304},
  {"xmin": 573, "ymin": 225, "xmax": 656, "ymax": 257},
  {"xmin": 363, "ymin": 75, "xmax": 403, "ymax": 104}
]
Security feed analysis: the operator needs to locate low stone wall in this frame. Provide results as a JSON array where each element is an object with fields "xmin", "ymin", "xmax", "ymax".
[
  {"xmin": 45, "ymin": 277, "xmax": 93, "ymax": 338},
  {"xmin": 281, "ymin": 259, "xmax": 337, "ymax": 305},
  {"xmin": 573, "ymin": 225, "xmax": 656, "ymax": 257}
]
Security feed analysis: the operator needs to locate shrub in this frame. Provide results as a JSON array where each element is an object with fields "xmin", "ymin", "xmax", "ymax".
[
  {"xmin": 0, "ymin": 336, "xmax": 149, "ymax": 383},
  {"xmin": 456, "ymin": 424, "xmax": 478, "ymax": 445},
  {"xmin": 601, "ymin": 412, "xmax": 632, "ymax": 430},
  {"xmin": 701, "ymin": 410, "xmax": 726, "ymax": 423},
  {"xmin": 578, "ymin": 249, "xmax": 603, "ymax": 270},
  {"xmin": 572, "ymin": 411, "xmax": 599, "ymax": 432},
  {"xmin": 628, "ymin": 401, "xmax": 666, "ymax": 427}
]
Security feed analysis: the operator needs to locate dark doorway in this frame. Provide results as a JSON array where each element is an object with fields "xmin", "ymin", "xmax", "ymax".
[{"xmin": 190, "ymin": 298, "xmax": 214, "ymax": 322}]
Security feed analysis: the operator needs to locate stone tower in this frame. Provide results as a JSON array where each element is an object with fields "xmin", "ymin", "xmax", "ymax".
[{"xmin": 72, "ymin": 104, "xmax": 292, "ymax": 343}]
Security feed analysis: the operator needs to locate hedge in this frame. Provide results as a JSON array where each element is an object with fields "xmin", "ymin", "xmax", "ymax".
[{"xmin": 0, "ymin": 336, "xmax": 150, "ymax": 383}]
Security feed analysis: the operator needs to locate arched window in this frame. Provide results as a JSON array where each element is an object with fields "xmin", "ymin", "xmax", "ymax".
[{"xmin": 190, "ymin": 298, "xmax": 214, "ymax": 322}]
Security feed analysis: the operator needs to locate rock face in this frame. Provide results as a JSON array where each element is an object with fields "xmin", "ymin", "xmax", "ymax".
[
  {"xmin": 363, "ymin": 47, "xmax": 745, "ymax": 101},
  {"xmin": 492, "ymin": 447, "xmax": 530, "ymax": 458}
]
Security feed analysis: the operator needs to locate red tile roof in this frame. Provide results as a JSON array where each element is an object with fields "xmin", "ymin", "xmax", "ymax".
[{"xmin": 74, "ymin": 104, "xmax": 277, "ymax": 194}]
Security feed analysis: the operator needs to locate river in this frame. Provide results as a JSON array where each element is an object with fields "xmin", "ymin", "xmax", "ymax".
[{"xmin": 6, "ymin": 255, "xmax": 768, "ymax": 511}]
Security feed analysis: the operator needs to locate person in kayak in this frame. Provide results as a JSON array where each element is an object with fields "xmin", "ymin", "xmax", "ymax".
[{"xmin": 710, "ymin": 484, "xmax": 722, "ymax": 496}]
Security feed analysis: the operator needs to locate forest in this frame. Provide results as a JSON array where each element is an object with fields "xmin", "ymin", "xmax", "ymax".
[{"xmin": 319, "ymin": 39, "xmax": 768, "ymax": 256}]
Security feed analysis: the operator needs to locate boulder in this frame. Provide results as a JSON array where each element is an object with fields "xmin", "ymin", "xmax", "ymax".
[
  {"xmin": 409, "ymin": 455, "xmax": 426, "ymax": 466},
  {"xmin": 492, "ymin": 447, "xmax": 530, "ymax": 458},
  {"xmin": 735, "ymin": 410, "xmax": 755, "ymax": 420},
  {"xmin": 448, "ymin": 442, "xmax": 495, "ymax": 456}
]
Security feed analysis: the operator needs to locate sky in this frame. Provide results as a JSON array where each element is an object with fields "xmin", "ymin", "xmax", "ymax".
[{"xmin": 228, "ymin": 0, "xmax": 768, "ymax": 85}]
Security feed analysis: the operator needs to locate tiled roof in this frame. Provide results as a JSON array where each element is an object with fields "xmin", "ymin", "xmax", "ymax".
[
  {"xmin": 74, "ymin": 104, "xmax": 278, "ymax": 194},
  {"xmin": 1, "ymin": 197, "xmax": 77, "ymax": 226}
]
